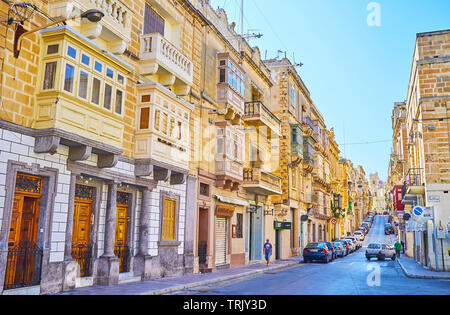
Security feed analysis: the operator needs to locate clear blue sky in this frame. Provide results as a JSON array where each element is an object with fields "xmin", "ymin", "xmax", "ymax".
[{"xmin": 210, "ymin": 0, "xmax": 450, "ymax": 181}]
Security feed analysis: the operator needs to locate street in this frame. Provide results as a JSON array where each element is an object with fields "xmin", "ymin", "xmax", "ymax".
[{"xmin": 172, "ymin": 215, "xmax": 450, "ymax": 295}]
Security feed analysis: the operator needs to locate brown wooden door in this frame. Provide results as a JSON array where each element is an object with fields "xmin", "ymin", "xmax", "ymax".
[
  {"xmin": 72, "ymin": 200, "xmax": 92, "ymax": 277},
  {"xmin": 6, "ymin": 194, "xmax": 41, "ymax": 288},
  {"xmin": 115, "ymin": 204, "xmax": 128, "ymax": 273}
]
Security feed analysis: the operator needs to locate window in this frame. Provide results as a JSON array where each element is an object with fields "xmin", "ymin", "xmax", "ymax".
[
  {"xmin": 94, "ymin": 61, "xmax": 103, "ymax": 73},
  {"xmin": 117, "ymin": 74, "xmax": 125, "ymax": 85},
  {"xmin": 81, "ymin": 54, "xmax": 90, "ymax": 66},
  {"xmin": 154, "ymin": 109, "xmax": 161, "ymax": 131},
  {"xmin": 236, "ymin": 213, "xmax": 243, "ymax": 238},
  {"xmin": 91, "ymin": 77, "xmax": 101, "ymax": 105},
  {"xmin": 78, "ymin": 71, "xmax": 89, "ymax": 99},
  {"xmin": 140, "ymin": 107, "xmax": 150, "ymax": 129},
  {"xmin": 199, "ymin": 183, "xmax": 209, "ymax": 196},
  {"xmin": 162, "ymin": 197, "xmax": 177, "ymax": 240},
  {"xmin": 47, "ymin": 44, "xmax": 59, "ymax": 55},
  {"xmin": 144, "ymin": 4, "xmax": 165, "ymax": 36},
  {"xmin": 162, "ymin": 113, "xmax": 168, "ymax": 134},
  {"xmin": 106, "ymin": 68, "xmax": 114, "ymax": 79},
  {"xmin": 115, "ymin": 89, "xmax": 123, "ymax": 114},
  {"xmin": 291, "ymin": 87, "xmax": 296, "ymax": 107},
  {"xmin": 218, "ymin": 57, "xmax": 245, "ymax": 97},
  {"xmin": 104, "ymin": 83, "xmax": 112, "ymax": 110},
  {"xmin": 177, "ymin": 121, "xmax": 182, "ymax": 140},
  {"xmin": 64, "ymin": 63, "xmax": 75, "ymax": 92},
  {"xmin": 67, "ymin": 46, "xmax": 77, "ymax": 59},
  {"xmin": 43, "ymin": 62, "xmax": 57, "ymax": 90}
]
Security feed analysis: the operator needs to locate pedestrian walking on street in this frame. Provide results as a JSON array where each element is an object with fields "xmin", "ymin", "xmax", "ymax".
[
  {"xmin": 263, "ymin": 239, "xmax": 273, "ymax": 266},
  {"xmin": 401, "ymin": 241, "xmax": 405, "ymax": 254},
  {"xmin": 395, "ymin": 240, "xmax": 402, "ymax": 258}
]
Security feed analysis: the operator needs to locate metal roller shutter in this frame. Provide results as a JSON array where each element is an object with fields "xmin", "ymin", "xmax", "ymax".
[{"xmin": 215, "ymin": 217, "xmax": 228, "ymax": 266}]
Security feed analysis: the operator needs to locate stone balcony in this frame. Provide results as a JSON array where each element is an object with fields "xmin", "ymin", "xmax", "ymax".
[
  {"xmin": 49, "ymin": 0, "xmax": 132, "ymax": 54},
  {"xmin": 243, "ymin": 102, "xmax": 281, "ymax": 136},
  {"xmin": 140, "ymin": 33, "xmax": 193, "ymax": 96},
  {"xmin": 243, "ymin": 167, "xmax": 282, "ymax": 196}
]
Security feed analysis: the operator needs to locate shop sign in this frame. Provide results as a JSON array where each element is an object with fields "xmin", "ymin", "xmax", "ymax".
[
  {"xmin": 274, "ymin": 221, "xmax": 292, "ymax": 230},
  {"xmin": 216, "ymin": 205, "xmax": 234, "ymax": 217}
]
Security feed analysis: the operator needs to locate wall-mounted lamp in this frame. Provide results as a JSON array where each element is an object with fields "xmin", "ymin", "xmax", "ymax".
[{"xmin": 14, "ymin": 9, "xmax": 105, "ymax": 58}]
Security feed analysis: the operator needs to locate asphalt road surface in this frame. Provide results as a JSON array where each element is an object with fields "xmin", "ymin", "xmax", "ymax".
[{"xmin": 173, "ymin": 215, "xmax": 450, "ymax": 295}]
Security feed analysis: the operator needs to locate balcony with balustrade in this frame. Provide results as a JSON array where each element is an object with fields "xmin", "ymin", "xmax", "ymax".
[
  {"xmin": 402, "ymin": 168, "xmax": 425, "ymax": 204},
  {"xmin": 140, "ymin": 33, "xmax": 193, "ymax": 96},
  {"xmin": 49, "ymin": 0, "xmax": 132, "ymax": 54},
  {"xmin": 243, "ymin": 168, "xmax": 282, "ymax": 196},
  {"xmin": 244, "ymin": 101, "xmax": 282, "ymax": 137}
]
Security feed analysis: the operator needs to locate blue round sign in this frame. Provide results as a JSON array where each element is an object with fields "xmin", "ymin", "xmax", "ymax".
[{"xmin": 413, "ymin": 207, "xmax": 423, "ymax": 216}]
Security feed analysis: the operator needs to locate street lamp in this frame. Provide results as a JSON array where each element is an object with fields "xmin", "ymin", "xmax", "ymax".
[{"xmin": 14, "ymin": 9, "xmax": 105, "ymax": 58}]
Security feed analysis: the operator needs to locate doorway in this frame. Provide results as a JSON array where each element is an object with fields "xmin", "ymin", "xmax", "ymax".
[
  {"xmin": 115, "ymin": 192, "xmax": 130, "ymax": 273},
  {"xmin": 5, "ymin": 174, "xmax": 43, "ymax": 290},
  {"xmin": 72, "ymin": 184, "xmax": 94, "ymax": 277}
]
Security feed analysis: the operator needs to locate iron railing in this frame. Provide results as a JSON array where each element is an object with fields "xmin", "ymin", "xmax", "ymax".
[
  {"xmin": 114, "ymin": 245, "xmax": 131, "ymax": 273},
  {"xmin": 4, "ymin": 241, "xmax": 43, "ymax": 290},
  {"xmin": 71, "ymin": 244, "xmax": 93, "ymax": 277},
  {"xmin": 198, "ymin": 241, "xmax": 207, "ymax": 266},
  {"xmin": 405, "ymin": 168, "xmax": 424, "ymax": 187}
]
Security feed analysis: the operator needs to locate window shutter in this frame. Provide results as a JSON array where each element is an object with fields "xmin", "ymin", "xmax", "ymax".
[{"xmin": 144, "ymin": 4, "xmax": 165, "ymax": 36}]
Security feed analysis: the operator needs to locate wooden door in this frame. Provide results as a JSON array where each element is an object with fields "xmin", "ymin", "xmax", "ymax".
[
  {"xmin": 72, "ymin": 201, "xmax": 92, "ymax": 247},
  {"xmin": 72, "ymin": 200, "xmax": 92, "ymax": 277},
  {"xmin": 115, "ymin": 203, "xmax": 129, "ymax": 273},
  {"xmin": 6, "ymin": 194, "xmax": 41, "ymax": 288}
]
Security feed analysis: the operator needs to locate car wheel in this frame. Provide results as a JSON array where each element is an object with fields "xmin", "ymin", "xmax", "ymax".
[
  {"xmin": 366, "ymin": 257, "xmax": 370, "ymax": 261},
  {"xmin": 392, "ymin": 255, "xmax": 396, "ymax": 261}
]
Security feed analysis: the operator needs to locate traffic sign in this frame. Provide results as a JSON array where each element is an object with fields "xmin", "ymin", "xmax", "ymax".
[
  {"xmin": 437, "ymin": 225, "xmax": 448, "ymax": 239},
  {"xmin": 331, "ymin": 219, "xmax": 337, "ymax": 225}
]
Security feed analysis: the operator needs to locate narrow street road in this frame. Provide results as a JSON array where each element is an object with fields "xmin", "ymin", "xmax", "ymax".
[{"xmin": 173, "ymin": 216, "xmax": 450, "ymax": 295}]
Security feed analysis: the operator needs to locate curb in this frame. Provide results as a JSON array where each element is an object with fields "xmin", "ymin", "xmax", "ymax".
[
  {"xmin": 139, "ymin": 261, "xmax": 301, "ymax": 295},
  {"xmin": 396, "ymin": 259, "xmax": 450, "ymax": 280}
]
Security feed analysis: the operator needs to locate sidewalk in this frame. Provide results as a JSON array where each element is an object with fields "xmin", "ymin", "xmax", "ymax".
[
  {"xmin": 57, "ymin": 257, "xmax": 304, "ymax": 295},
  {"xmin": 397, "ymin": 255, "xmax": 450, "ymax": 280}
]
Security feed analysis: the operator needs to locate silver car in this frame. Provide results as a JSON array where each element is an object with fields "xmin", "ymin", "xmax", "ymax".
[
  {"xmin": 345, "ymin": 237, "xmax": 361, "ymax": 250},
  {"xmin": 333, "ymin": 241, "xmax": 346, "ymax": 257},
  {"xmin": 365, "ymin": 243, "xmax": 396, "ymax": 261}
]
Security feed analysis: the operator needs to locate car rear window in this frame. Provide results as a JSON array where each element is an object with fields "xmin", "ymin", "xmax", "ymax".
[
  {"xmin": 333, "ymin": 242, "xmax": 341, "ymax": 247},
  {"xmin": 368, "ymin": 244, "xmax": 381, "ymax": 249},
  {"xmin": 306, "ymin": 243, "xmax": 323, "ymax": 248}
]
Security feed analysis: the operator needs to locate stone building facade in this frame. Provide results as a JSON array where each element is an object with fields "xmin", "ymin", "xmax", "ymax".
[{"xmin": 390, "ymin": 29, "xmax": 450, "ymax": 271}]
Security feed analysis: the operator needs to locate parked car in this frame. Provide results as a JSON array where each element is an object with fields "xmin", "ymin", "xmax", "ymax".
[
  {"xmin": 346, "ymin": 239, "xmax": 357, "ymax": 252},
  {"xmin": 324, "ymin": 241, "xmax": 337, "ymax": 260},
  {"xmin": 333, "ymin": 241, "xmax": 346, "ymax": 257},
  {"xmin": 361, "ymin": 222, "xmax": 370, "ymax": 231},
  {"xmin": 303, "ymin": 242, "xmax": 334, "ymax": 263},
  {"xmin": 385, "ymin": 223, "xmax": 395, "ymax": 235},
  {"xmin": 345, "ymin": 236, "xmax": 361, "ymax": 250},
  {"xmin": 365, "ymin": 243, "xmax": 396, "ymax": 261},
  {"xmin": 353, "ymin": 230, "xmax": 365, "ymax": 242},
  {"xmin": 337, "ymin": 239, "xmax": 350, "ymax": 256},
  {"xmin": 359, "ymin": 227, "xmax": 368, "ymax": 235},
  {"xmin": 363, "ymin": 220, "xmax": 372, "ymax": 228}
]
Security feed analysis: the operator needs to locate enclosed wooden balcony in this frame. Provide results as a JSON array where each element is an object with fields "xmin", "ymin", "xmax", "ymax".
[
  {"xmin": 215, "ymin": 121, "xmax": 244, "ymax": 190},
  {"xmin": 134, "ymin": 82, "xmax": 193, "ymax": 181},
  {"xmin": 140, "ymin": 33, "xmax": 193, "ymax": 95},
  {"xmin": 33, "ymin": 26, "xmax": 132, "ymax": 167},
  {"xmin": 243, "ymin": 168, "xmax": 282, "ymax": 196}
]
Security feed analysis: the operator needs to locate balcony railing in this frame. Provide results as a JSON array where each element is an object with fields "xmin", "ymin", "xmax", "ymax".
[
  {"xmin": 244, "ymin": 101, "xmax": 281, "ymax": 135},
  {"xmin": 243, "ymin": 168, "xmax": 282, "ymax": 195},
  {"xmin": 303, "ymin": 116, "xmax": 315, "ymax": 131},
  {"xmin": 140, "ymin": 33, "xmax": 193, "ymax": 87},
  {"xmin": 405, "ymin": 168, "xmax": 424, "ymax": 187}
]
